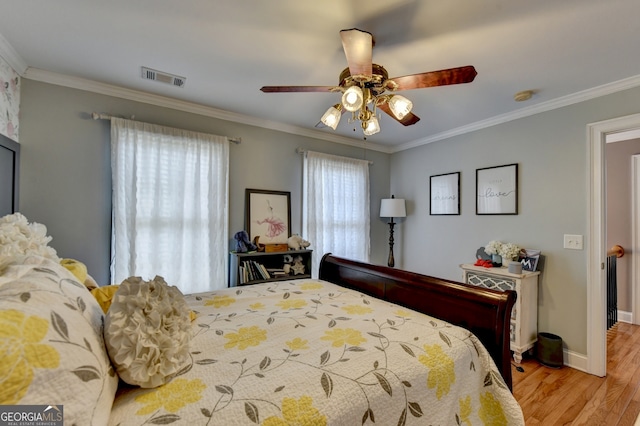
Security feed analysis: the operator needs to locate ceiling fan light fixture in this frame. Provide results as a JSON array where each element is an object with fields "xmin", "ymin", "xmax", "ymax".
[
  {"xmin": 388, "ymin": 95, "xmax": 413, "ymax": 120},
  {"xmin": 321, "ymin": 104, "xmax": 342, "ymax": 130},
  {"xmin": 363, "ymin": 115, "xmax": 380, "ymax": 136},
  {"xmin": 342, "ymin": 86, "xmax": 364, "ymax": 112}
]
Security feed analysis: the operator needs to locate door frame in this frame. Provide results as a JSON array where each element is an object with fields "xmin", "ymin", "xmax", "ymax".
[
  {"xmin": 633, "ymin": 155, "xmax": 640, "ymax": 325},
  {"xmin": 587, "ymin": 113, "xmax": 640, "ymax": 376}
]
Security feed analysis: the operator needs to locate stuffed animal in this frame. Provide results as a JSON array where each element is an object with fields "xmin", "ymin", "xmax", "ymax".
[
  {"xmin": 287, "ymin": 234, "xmax": 310, "ymax": 250},
  {"xmin": 234, "ymin": 230, "xmax": 257, "ymax": 253}
]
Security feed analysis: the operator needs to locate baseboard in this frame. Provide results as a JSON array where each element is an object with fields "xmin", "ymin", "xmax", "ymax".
[
  {"xmin": 563, "ymin": 349, "xmax": 588, "ymax": 373},
  {"xmin": 563, "ymin": 313, "xmax": 634, "ymax": 375},
  {"xmin": 618, "ymin": 310, "xmax": 632, "ymax": 324}
]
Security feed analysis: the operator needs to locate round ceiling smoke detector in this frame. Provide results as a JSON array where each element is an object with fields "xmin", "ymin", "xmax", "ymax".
[{"xmin": 514, "ymin": 90, "xmax": 534, "ymax": 102}]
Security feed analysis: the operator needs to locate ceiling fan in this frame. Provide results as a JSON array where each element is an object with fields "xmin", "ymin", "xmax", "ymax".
[{"xmin": 260, "ymin": 28, "xmax": 477, "ymax": 137}]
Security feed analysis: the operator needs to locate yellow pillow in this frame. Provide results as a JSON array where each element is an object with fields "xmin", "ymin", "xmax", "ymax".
[
  {"xmin": 60, "ymin": 258, "xmax": 88, "ymax": 284},
  {"xmin": 90, "ymin": 285, "xmax": 120, "ymax": 313}
]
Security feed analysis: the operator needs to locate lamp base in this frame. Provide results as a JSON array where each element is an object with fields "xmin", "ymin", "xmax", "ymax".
[{"xmin": 387, "ymin": 220, "xmax": 396, "ymax": 268}]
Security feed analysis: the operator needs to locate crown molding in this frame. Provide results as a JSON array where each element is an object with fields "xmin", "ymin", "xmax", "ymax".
[
  {"xmin": 23, "ymin": 68, "xmax": 393, "ymax": 154},
  {"xmin": 18, "ymin": 66, "xmax": 640, "ymax": 155},
  {"xmin": 0, "ymin": 33, "xmax": 27, "ymax": 75},
  {"xmin": 393, "ymin": 74, "xmax": 640, "ymax": 153}
]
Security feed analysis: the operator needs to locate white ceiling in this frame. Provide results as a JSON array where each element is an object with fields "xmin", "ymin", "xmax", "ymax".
[{"xmin": 1, "ymin": 0, "xmax": 640, "ymax": 153}]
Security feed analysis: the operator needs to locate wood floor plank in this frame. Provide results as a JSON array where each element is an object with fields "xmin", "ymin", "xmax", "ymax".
[{"xmin": 513, "ymin": 322, "xmax": 640, "ymax": 425}]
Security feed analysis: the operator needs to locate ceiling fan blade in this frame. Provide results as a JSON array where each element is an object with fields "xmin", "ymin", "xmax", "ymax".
[
  {"xmin": 340, "ymin": 28, "xmax": 373, "ymax": 77},
  {"xmin": 260, "ymin": 86, "xmax": 335, "ymax": 93},
  {"xmin": 378, "ymin": 103, "xmax": 421, "ymax": 126},
  {"xmin": 388, "ymin": 66, "xmax": 477, "ymax": 91}
]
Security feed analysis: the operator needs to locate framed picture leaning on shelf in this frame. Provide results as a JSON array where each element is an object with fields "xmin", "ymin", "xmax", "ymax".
[{"xmin": 245, "ymin": 189, "xmax": 291, "ymax": 244}]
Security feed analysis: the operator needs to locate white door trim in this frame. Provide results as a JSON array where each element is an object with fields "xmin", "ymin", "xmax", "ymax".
[
  {"xmin": 587, "ymin": 113, "xmax": 640, "ymax": 377},
  {"xmin": 632, "ymin": 155, "xmax": 640, "ymax": 324}
]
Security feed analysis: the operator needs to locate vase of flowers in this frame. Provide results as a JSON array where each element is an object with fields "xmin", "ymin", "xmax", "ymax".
[
  {"xmin": 499, "ymin": 242, "xmax": 522, "ymax": 266},
  {"xmin": 484, "ymin": 240, "xmax": 504, "ymax": 266},
  {"xmin": 485, "ymin": 240, "xmax": 521, "ymax": 267}
]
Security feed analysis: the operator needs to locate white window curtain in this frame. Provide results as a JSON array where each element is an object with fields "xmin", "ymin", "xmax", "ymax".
[
  {"xmin": 302, "ymin": 151, "xmax": 370, "ymax": 277},
  {"xmin": 110, "ymin": 118, "xmax": 229, "ymax": 293}
]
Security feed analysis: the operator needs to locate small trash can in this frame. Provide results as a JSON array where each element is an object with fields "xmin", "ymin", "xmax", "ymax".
[{"xmin": 536, "ymin": 332, "xmax": 563, "ymax": 368}]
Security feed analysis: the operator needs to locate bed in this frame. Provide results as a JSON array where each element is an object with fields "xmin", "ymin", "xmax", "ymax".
[{"xmin": 1, "ymin": 250, "xmax": 522, "ymax": 424}]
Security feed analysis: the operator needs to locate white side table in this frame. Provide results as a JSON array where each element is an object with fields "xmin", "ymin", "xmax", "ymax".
[{"xmin": 460, "ymin": 264, "xmax": 540, "ymax": 363}]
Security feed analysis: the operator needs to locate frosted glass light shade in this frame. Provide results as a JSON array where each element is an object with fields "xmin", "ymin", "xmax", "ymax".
[
  {"xmin": 380, "ymin": 197, "xmax": 406, "ymax": 218},
  {"xmin": 321, "ymin": 105, "xmax": 342, "ymax": 130},
  {"xmin": 363, "ymin": 115, "xmax": 380, "ymax": 136},
  {"xmin": 388, "ymin": 95, "xmax": 413, "ymax": 119},
  {"xmin": 342, "ymin": 86, "xmax": 364, "ymax": 112}
]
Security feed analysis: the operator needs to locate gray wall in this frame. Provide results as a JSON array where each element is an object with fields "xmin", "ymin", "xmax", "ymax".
[
  {"xmin": 390, "ymin": 86, "xmax": 640, "ymax": 356},
  {"xmin": 18, "ymin": 79, "xmax": 391, "ymax": 285}
]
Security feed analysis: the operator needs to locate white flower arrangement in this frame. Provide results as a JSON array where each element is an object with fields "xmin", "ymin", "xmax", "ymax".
[
  {"xmin": 484, "ymin": 240, "xmax": 522, "ymax": 263},
  {"xmin": 484, "ymin": 240, "xmax": 503, "ymax": 255},
  {"xmin": 499, "ymin": 242, "xmax": 522, "ymax": 262}
]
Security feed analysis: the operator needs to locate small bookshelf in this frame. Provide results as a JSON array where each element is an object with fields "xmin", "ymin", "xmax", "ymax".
[{"xmin": 229, "ymin": 250, "xmax": 313, "ymax": 287}]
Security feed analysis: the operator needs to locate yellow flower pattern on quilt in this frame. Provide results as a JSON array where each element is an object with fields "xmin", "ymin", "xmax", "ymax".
[
  {"xmin": 286, "ymin": 337, "xmax": 309, "ymax": 351},
  {"xmin": 299, "ymin": 282, "xmax": 324, "ymax": 290},
  {"xmin": 341, "ymin": 304, "xmax": 373, "ymax": 315},
  {"xmin": 135, "ymin": 378, "xmax": 206, "ymax": 415},
  {"xmin": 394, "ymin": 309, "xmax": 412, "ymax": 318},
  {"xmin": 479, "ymin": 391, "xmax": 508, "ymax": 426},
  {"xmin": 0, "ymin": 310, "xmax": 60, "ymax": 404},
  {"xmin": 262, "ymin": 396, "xmax": 327, "ymax": 426},
  {"xmin": 224, "ymin": 325, "xmax": 267, "ymax": 350},
  {"xmin": 205, "ymin": 295, "xmax": 236, "ymax": 308},
  {"xmin": 250, "ymin": 302, "xmax": 265, "ymax": 310},
  {"xmin": 418, "ymin": 344, "xmax": 456, "ymax": 399},
  {"xmin": 321, "ymin": 328, "xmax": 366, "ymax": 347},
  {"xmin": 459, "ymin": 395, "xmax": 473, "ymax": 426},
  {"xmin": 276, "ymin": 299, "xmax": 307, "ymax": 310}
]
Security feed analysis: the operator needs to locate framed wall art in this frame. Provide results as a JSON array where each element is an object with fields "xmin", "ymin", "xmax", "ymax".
[
  {"xmin": 245, "ymin": 189, "xmax": 291, "ymax": 244},
  {"xmin": 430, "ymin": 172, "xmax": 460, "ymax": 215},
  {"xmin": 476, "ymin": 163, "xmax": 518, "ymax": 215}
]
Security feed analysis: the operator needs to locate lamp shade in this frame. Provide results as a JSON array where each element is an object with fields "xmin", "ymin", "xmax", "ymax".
[
  {"xmin": 342, "ymin": 86, "xmax": 364, "ymax": 112},
  {"xmin": 388, "ymin": 95, "xmax": 413, "ymax": 120},
  {"xmin": 380, "ymin": 197, "xmax": 406, "ymax": 218},
  {"xmin": 321, "ymin": 104, "xmax": 342, "ymax": 130},
  {"xmin": 363, "ymin": 115, "xmax": 380, "ymax": 136}
]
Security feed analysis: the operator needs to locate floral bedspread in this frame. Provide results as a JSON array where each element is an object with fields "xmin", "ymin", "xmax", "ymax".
[{"xmin": 108, "ymin": 279, "xmax": 524, "ymax": 425}]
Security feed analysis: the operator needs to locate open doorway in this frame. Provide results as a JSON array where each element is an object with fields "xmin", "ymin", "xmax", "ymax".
[{"xmin": 588, "ymin": 113, "xmax": 640, "ymax": 377}]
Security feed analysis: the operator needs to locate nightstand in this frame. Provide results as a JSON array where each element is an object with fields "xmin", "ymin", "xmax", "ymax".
[{"xmin": 460, "ymin": 264, "xmax": 540, "ymax": 363}]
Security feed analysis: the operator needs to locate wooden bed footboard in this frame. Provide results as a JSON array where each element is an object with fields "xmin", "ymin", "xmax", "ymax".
[{"xmin": 318, "ymin": 253, "xmax": 516, "ymax": 390}]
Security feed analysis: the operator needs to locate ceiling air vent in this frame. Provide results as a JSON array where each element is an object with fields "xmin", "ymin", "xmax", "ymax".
[{"xmin": 141, "ymin": 67, "xmax": 186, "ymax": 88}]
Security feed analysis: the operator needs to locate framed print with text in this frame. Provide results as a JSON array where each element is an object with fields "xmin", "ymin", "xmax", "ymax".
[
  {"xmin": 430, "ymin": 172, "xmax": 460, "ymax": 215},
  {"xmin": 476, "ymin": 163, "xmax": 518, "ymax": 215},
  {"xmin": 245, "ymin": 189, "xmax": 291, "ymax": 244}
]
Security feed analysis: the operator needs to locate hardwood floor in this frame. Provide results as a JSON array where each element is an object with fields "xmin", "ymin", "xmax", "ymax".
[{"xmin": 513, "ymin": 322, "xmax": 640, "ymax": 425}]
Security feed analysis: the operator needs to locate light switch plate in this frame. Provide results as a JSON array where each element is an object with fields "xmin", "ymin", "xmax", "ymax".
[{"xmin": 564, "ymin": 234, "xmax": 583, "ymax": 250}]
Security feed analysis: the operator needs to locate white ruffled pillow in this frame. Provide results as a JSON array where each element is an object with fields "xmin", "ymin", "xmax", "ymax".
[
  {"xmin": 104, "ymin": 276, "xmax": 192, "ymax": 388},
  {"xmin": 0, "ymin": 213, "xmax": 59, "ymax": 260}
]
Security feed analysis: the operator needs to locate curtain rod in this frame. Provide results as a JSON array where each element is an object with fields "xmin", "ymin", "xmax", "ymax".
[
  {"xmin": 91, "ymin": 112, "xmax": 241, "ymax": 144},
  {"xmin": 296, "ymin": 147, "xmax": 373, "ymax": 165}
]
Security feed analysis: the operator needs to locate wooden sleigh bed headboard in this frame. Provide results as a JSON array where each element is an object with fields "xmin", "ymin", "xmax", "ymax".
[{"xmin": 319, "ymin": 253, "xmax": 516, "ymax": 390}]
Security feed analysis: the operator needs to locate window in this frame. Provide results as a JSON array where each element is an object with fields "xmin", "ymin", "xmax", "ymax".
[
  {"xmin": 110, "ymin": 118, "xmax": 229, "ymax": 293},
  {"xmin": 302, "ymin": 151, "xmax": 370, "ymax": 276}
]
